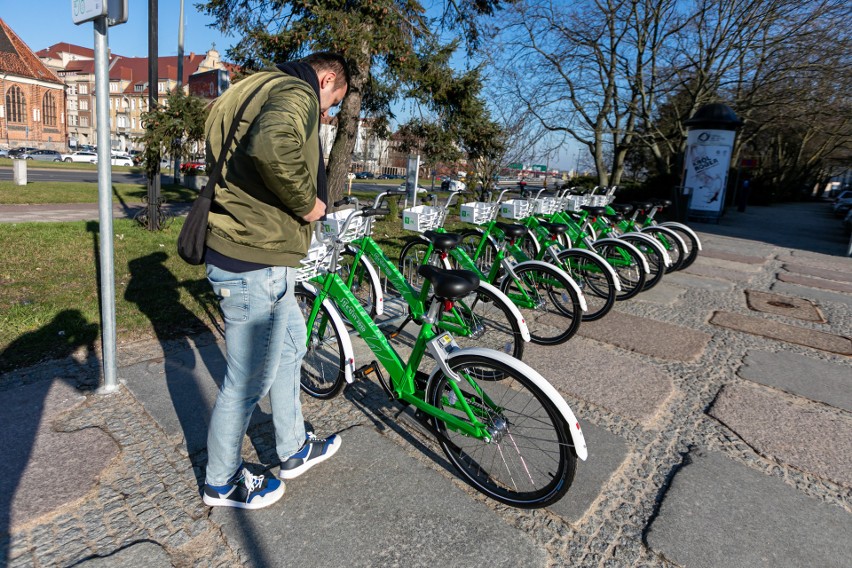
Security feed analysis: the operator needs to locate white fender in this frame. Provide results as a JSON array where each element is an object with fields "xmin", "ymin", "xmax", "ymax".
[
  {"xmin": 511, "ymin": 260, "xmax": 588, "ymax": 313},
  {"xmin": 619, "ymin": 232, "xmax": 672, "ymax": 267},
  {"xmin": 592, "ymin": 238, "xmax": 651, "ymax": 274},
  {"xmin": 345, "ymin": 244, "xmax": 385, "ymax": 315},
  {"xmin": 558, "ymin": 247, "xmax": 622, "ymax": 292},
  {"xmin": 427, "ymin": 347, "xmax": 587, "ymax": 461},
  {"xmin": 476, "ymin": 280, "xmax": 531, "ymax": 342},
  {"xmin": 299, "ymin": 282, "xmax": 357, "ymax": 384},
  {"xmin": 658, "ymin": 222, "xmax": 703, "ymax": 251}
]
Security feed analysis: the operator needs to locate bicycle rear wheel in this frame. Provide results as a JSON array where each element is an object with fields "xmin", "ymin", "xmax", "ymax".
[
  {"xmin": 654, "ymin": 224, "xmax": 698, "ymax": 270},
  {"xmin": 499, "ymin": 264, "xmax": 582, "ymax": 345},
  {"xmin": 593, "ymin": 242, "xmax": 646, "ymax": 300},
  {"xmin": 459, "ymin": 229, "xmax": 499, "ymax": 276},
  {"xmin": 554, "ymin": 249, "xmax": 616, "ymax": 321},
  {"xmin": 297, "ymin": 288, "xmax": 346, "ymax": 399},
  {"xmin": 617, "ymin": 235, "xmax": 666, "ymax": 291},
  {"xmin": 449, "ymin": 284, "xmax": 524, "ymax": 361},
  {"xmin": 427, "ymin": 354, "xmax": 577, "ymax": 508},
  {"xmin": 641, "ymin": 226, "xmax": 686, "ymax": 273}
]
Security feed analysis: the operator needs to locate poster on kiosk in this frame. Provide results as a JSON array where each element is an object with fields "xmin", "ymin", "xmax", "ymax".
[{"xmin": 683, "ymin": 129, "xmax": 735, "ymax": 220}]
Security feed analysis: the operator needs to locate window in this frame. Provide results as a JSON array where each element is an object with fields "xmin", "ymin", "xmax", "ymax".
[
  {"xmin": 43, "ymin": 92, "xmax": 57, "ymax": 126},
  {"xmin": 158, "ymin": 82, "xmax": 166, "ymax": 93},
  {"xmin": 80, "ymin": 116, "xmax": 89, "ymax": 127},
  {"xmin": 69, "ymin": 99, "xmax": 77, "ymax": 111},
  {"xmin": 117, "ymin": 115, "xmax": 127, "ymax": 128},
  {"xmin": 68, "ymin": 84, "xmax": 77, "ymax": 96},
  {"xmin": 68, "ymin": 114, "xmax": 77, "ymax": 126},
  {"xmin": 109, "ymin": 82, "xmax": 119, "ymax": 93},
  {"xmin": 5, "ymin": 85, "xmax": 26, "ymax": 123},
  {"xmin": 131, "ymin": 117, "xmax": 136, "ymax": 129},
  {"xmin": 109, "ymin": 98, "xmax": 112, "ymax": 109},
  {"xmin": 80, "ymin": 99, "xmax": 88, "ymax": 111},
  {"xmin": 122, "ymin": 98, "xmax": 129, "ymax": 110},
  {"xmin": 131, "ymin": 98, "xmax": 135, "ymax": 110},
  {"xmin": 79, "ymin": 84, "xmax": 88, "ymax": 95}
]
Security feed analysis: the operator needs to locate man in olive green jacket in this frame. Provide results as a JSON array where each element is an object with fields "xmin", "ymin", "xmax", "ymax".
[{"xmin": 201, "ymin": 53, "xmax": 349, "ymax": 510}]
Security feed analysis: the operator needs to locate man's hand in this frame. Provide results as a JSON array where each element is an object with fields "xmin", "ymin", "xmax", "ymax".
[{"xmin": 302, "ymin": 198, "xmax": 326, "ymax": 222}]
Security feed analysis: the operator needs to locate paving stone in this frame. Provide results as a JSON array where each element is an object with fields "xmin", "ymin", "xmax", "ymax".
[
  {"xmin": 579, "ymin": 311, "xmax": 711, "ymax": 362},
  {"xmin": 744, "ymin": 289, "xmax": 825, "ymax": 322},
  {"xmin": 548, "ymin": 421, "xmax": 629, "ymax": 523},
  {"xmin": 782, "ymin": 262, "xmax": 852, "ymax": 284},
  {"xmin": 777, "ymin": 272, "xmax": 852, "ymax": 294},
  {"xmin": 693, "ymin": 254, "xmax": 764, "ymax": 272},
  {"xmin": 0, "ymin": 380, "xmax": 118, "ymax": 529},
  {"xmin": 709, "ymin": 310, "xmax": 852, "ymax": 355},
  {"xmin": 661, "ymin": 272, "xmax": 735, "ymax": 293},
  {"xmin": 701, "ymin": 248, "xmax": 768, "ymax": 264},
  {"xmin": 771, "ymin": 280, "xmax": 852, "ymax": 307},
  {"xmin": 682, "ymin": 262, "xmax": 757, "ymax": 282},
  {"xmin": 211, "ymin": 425, "xmax": 545, "ymax": 568},
  {"xmin": 76, "ymin": 541, "xmax": 173, "ymax": 567},
  {"xmin": 524, "ymin": 340, "xmax": 674, "ymax": 425},
  {"xmin": 709, "ymin": 383, "xmax": 852, "ymax": 487},
  {"xmin": 738, "ymin": 350, "xmax": 852, "ymax": 412},
  {"xmin": 646, "ymin": 450, "xmax": 852, "ymax": 568},
  {"xmin": 632, "ymin": 281, "xmax": 686, "ymax": 306}
]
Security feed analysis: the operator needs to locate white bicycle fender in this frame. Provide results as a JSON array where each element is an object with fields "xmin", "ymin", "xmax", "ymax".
[
  {"xmin": 513, "ymin": 260, "xmax": 588, "ymax": 313},
  {"xmin": 561, "ymin": 247, "xmax": 622, "ymax": 292},
  {"xmin": 299, "ymin": 282, "xmax": 357, "ymax": 384},
  {"xmin": 428, "ymin": 347, "xmax": 588, "ymax": 461},
  {"xmin": 593, "ymin": 238, "xmax": 651, "ymax": 274},
  {"xmin": 476, "ymin": 280, "xmax": 531, "ymax": 342},
  {"xmin": 658, "ymin": 222, "xmax": 703, "ymax": 251},
  {"xmin": 344, "ymin": 245, "xmax": 385, "ymax": 315},
  {"xmin": 620, "ymin": 232, "xmax": 672, "ymax": 267}
]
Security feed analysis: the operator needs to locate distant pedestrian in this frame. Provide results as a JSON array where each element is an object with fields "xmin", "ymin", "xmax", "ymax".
[{"xmin": 201, "ymin": 52, "xmax": 349, "ymax": 510}]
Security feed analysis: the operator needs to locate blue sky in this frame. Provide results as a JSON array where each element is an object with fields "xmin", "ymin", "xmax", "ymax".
[{"xmin": 3, "ymin": 1, "xmax": 237, "ymax": 57}]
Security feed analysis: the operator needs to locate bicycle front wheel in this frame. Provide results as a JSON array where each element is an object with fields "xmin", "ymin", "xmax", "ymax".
[
  {"xmin": 448, "ymin": 284, "xmax": 524, "ymax": 362},
  {"xmin": 427, "ymin": 354, "xmax": 577, "ymax": 508},
  {"xmin": 554, "ymin": 249, "xmax": 616, "ymax": 321},
  {"xmin": 500, "ymin": 264, "xmax": 582, "ymax": 345},
  {"xmin": 297, "ymin": 287, "xmax": 346, "ymax": 399},
  {"xmin": 338, "ymin": 250, "xmax": 378, "ymax": 317},
  {"xmin": 459, "ymin": 229, "xmax": 500, "ymax": 276},
  {"xmin": 593, "ymin": 242, "xmax": 646, "ymax": 300},
  {"xmin": 617, "ymin": 235, "xmax": 666, "ymax": 291}
]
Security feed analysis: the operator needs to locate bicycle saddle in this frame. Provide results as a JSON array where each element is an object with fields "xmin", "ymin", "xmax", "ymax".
[
  {"xmin": 610, "ymin": 203, "xmax": 634, "ymax": 214},
  {"xmin": 423, "ymin": 230, "xmax": 461, "ymax": 251},
  {"xmin": 652, "ymin": 199, "xmax": 672, "ymax": 207},
  {"xmin": 538, "ymin": 221, "xmax": 569, "ymax": 235},
  {"xmin": 417, "ymin": 266, "xmax": 480, "ymax": 299},
  {"xmin": 631, "ymin": 201, "xmax": 654, "ymax": 211},
  {"xmin": 580, "ymin": 206, "xmax": 607, "ymax": 216},
  {"xmin": 495, "ymin": 222, "xmax": 527, "ymax": 239},
  {"xmin": 604, "ymin": 212, "xmax": 624, "ymax": 222}
]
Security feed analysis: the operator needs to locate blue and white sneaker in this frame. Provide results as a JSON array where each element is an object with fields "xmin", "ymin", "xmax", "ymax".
[
  {"xmin": 279, "ymin": 432, "xmax": 342, "ymax": 479},
  {"xmin": 202, "ymin": 467, "xmax": 285, "ymax": 509}
]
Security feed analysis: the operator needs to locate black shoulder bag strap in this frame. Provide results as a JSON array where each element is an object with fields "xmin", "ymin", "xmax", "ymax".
[{"xmin": 177, "ymin": 75, "xmax": 282, "ymax": 264}]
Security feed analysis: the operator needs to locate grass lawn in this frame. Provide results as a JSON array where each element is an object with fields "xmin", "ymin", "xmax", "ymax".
[
  {"xmin": 0, "ymin": 193, "xmax": 471, "ymax": 376},
  {"xmin": 0, "ymin": 181, "xmax": 198, "ymax": 205}
]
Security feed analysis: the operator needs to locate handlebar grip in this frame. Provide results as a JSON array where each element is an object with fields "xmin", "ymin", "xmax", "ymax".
[
  {"xmin": 362, "ymin": 208, "xmax": 390, "ymax": 217},
  {"xmin": 334, "ymin": 196, "xmax": 353, "ymax": 207},
  {"xmin": 385, "ymin": 189, "xmax": 408, "ymax": 196}
]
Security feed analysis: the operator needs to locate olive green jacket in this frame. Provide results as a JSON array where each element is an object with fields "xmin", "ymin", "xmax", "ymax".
[{"xmin": 204, "ymin": 69, "xmax": 319, "ymax": 267}]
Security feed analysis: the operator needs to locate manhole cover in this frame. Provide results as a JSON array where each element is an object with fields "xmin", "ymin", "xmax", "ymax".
[{"xmin": 767, "ymin": 300, "xmax": 796, "ymax": 309}]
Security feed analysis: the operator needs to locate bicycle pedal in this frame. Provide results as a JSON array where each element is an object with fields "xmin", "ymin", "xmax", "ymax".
[{"xmin": 353, "ymin": 363, "xmax": 377, "ymax": 379}]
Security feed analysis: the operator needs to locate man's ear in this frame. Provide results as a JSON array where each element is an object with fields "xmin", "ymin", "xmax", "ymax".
[{"xmin": 321, "ymin": 71, "xmax": 337, "ymax": 89}]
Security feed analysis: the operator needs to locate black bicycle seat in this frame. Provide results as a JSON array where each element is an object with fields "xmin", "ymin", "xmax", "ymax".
[
  {"xmin": 631, "ymin": 201, "xmax": 654, "ymax": 210},
  {"xmin": 495, "ymin": 222, "xmax": 527, "ymax": 239},
  {"xmin": 423, "ymin": 230, "xmax": 461, "ymax": 251},
  {"xmin": 611, "ymin": 203, "xmax": 634, "ymax": 214},
  {"xmin": 538, "ymin": 221, "xmax": 569, "ymax": 235},
  {"xmin": 581, "ymin": 206, "xmax": 607, "ymax": 216},
  {"xmin": 417, "ymin": 266, "xmax": 479, "ymax": 299}
]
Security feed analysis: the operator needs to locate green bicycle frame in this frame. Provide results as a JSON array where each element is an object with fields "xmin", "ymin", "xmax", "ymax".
[{"xmin": 305, "ymin": 270, "xmax": 496, "ymax": 438}]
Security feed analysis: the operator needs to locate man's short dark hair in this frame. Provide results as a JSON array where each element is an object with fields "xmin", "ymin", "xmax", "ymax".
[{"xmin": 302, "ymin": 52, "xmax": 351, "ymax": 89}]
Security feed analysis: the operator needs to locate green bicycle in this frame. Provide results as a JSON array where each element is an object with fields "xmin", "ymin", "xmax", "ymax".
[{"xmin": 297, "ymin": 207, "xmax": 588, "ymax": 508}]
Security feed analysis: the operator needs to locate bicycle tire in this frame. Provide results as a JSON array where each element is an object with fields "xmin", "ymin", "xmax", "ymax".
[
  {"xmin": 338, "ymin": 249, "xmax": 378, "ymax": 317},
  {"xmin": 654, "ymin": 224, "xmax": 698, "ymax": 270},
  {"xmin": 617, "ymin": 235, "xmax": 666, "ymax": 291},
  {"xmin": 592, "ymin": 241, "xmax": 647, "ymax": 300},
  {"xmin": 499, "ymin": 263, "xmax": 582, "ymax": 345},
  {"xmin": 451, "ymin": 284, "xmax": 525, "ymax": 363},
  {"xmin": 427, "ymin": 354, "xmax": 577, "ymax": 508},
  {"xmin": 296, "ymin": 288, "xmax": 346, "ymax": 399},
  {"xmin": 554, "ymin": 249, "xmax": 616, "ymax": 321},
  {"xmin": 640, "ymin": 226, "xmax": 685, "ymax": 273},
  {"xmin": 459, "ymin": 229, "xmax": 500, "ymax": 276},
  {"xmin": 398, "ymin": 237, "xmax": 440, "ymax": 292}
]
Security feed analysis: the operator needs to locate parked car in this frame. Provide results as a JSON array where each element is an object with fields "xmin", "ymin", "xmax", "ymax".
[
  {"xmin": 833, "ymin": 197, "xmax": 852, "ymax": 217},
  {"xmin": 180, "ymin": 160, "xmax": 206, "ymax": 173},
  {"xmin": 60, "ymin": 151, "xmax": 98, "ymax": 163},
  {"xmin": 110, "ymin": 154, "xmax": 134, "ymax": 167},
  {"xmin": 23, "ymin": 149, "xmax": 63, "ymax": 162},
  {"xmin": 354, "ymin": 171, "xmax": 374, "ymax": 179},
  {"xmin": 843, "ymin": 208, "xmax": 852, "ymax": 235},
  {"xmin": 9, "ymin": 147, "xmax": 38, "ymax": 159},
  {"xmin": 831, "ymin": 190, "xmax": 852, "ymax": 203},
  {"xmin": 0, "ymin": 148, "xmax": 9, "ymax": 158}
]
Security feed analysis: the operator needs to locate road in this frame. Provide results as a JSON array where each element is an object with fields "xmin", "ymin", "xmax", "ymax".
[{"xmin": 0, "ymin": 165, "xmax": 146, "ymax": 185}]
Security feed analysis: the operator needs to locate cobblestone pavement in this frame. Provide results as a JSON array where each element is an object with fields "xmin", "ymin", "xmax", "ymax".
[{"xmin": 1, "ymin": 202, "xmax": 850, "ymax": 567}]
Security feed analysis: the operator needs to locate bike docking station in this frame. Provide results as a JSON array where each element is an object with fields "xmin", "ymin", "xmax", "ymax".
[
  {"xmin": 681, "ymin": 103, "xmax": 743, "ymax": 224},
  {"xmin": 72, "ymin": 0, "xmax": 129, "ymax": 393}
]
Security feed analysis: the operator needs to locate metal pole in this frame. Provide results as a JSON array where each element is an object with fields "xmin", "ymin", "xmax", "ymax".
[
  {"xmin": 147, "ymin": 0, "xmax": 160, "ymax": 230},
  {"xmin": 174, "ymin": 0, "xmax": 184, "ymax": 182},
  {"xmin": 94, "ymin": 16, "xmax": 118, "ymax": 393}
]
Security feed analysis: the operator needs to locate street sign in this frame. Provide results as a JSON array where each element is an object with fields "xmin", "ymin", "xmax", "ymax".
[
  {"xmin": 107, "ymin": 0, "xmax": 128, "ymax": 26},
  {"xmin": 72, "ymin": 0, "xmax": 107, "ymax": 24},
  {"xmin": 532, "ymin": 164, "xmax": 547, "ymax": 172},
  {"xmin": 508, "ymin": 163, "xmax": 523, "ymax": 170}
]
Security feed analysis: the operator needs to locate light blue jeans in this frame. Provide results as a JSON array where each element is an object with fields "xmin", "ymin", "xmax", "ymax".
[{"xmin": 205, "ymin": 263, "xmax": 307, "ymax": 486}]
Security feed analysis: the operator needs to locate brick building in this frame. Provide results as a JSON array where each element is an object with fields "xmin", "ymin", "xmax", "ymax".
[{"xmin": 0, "ymin": 18, "xmax": 67, "ymax": 152}]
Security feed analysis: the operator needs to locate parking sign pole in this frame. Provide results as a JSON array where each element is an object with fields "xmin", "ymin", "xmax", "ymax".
[{"xmin": 93, "ymin": 16, "xmax": 118, "ymax": 393}]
